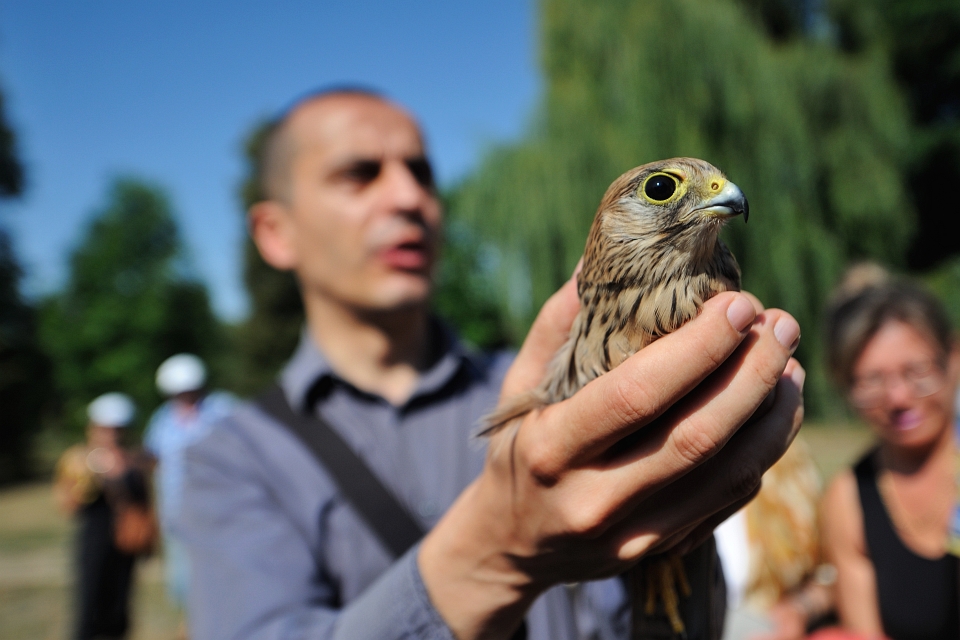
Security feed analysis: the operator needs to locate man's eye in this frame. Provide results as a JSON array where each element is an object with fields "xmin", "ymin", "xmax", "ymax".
[
  {"xmin": 406, "ymin": 158, "xmax": 434, "ymax": 189},
  {"xmin": 343, "ymin": 161, "xmax": 381, "ymax": 183}
]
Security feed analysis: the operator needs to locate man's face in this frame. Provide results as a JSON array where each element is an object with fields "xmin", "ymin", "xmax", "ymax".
[
  {"xmin": 276, "ymin": 95, "xmax": 442, "ymax": 313},
  {"xmin": 87, "ymin": 425, "xmax": 122, "ymax": 448}
]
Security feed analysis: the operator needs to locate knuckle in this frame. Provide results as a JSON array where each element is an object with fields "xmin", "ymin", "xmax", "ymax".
[
  {"xmin": 793, "ymin": 402, "xmax": 805, "ymax": 432},
  {"xmin": 727, "ymin": 461, "xmax": 763, "ymax": 503},
  {"xmin": 752, "ymin": 352, "xmax": 786, "ymax": 393},
  {"xmin": 520, "ymin": 434, "xmax": 565, "ymax": 486},
  {"xmin": 559, "ymin": 498, "xmax": 610, "ymax": 537},
  {"xmin": 606, "ymin": 374, "xmax": 659, "ymax": 427},
  {"xmin": 698, "ymin": 333, "xmax": 729, "ymax": 372},
  {"xmin": 671, "ymin": 418, "xmax": 723, "ymax": 466},
  {"xmin": 758, "ymin": 363, "xmax": 783, "ymax": 393}
]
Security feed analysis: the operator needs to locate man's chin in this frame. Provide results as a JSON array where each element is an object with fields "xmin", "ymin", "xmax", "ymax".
[
  {"xmin": 366, "ymin": 275, "xmax": 434, "ymax": 312},
  {"xmin": 311, "ymin": 272, "xmax": 433, "ymax": 316}
]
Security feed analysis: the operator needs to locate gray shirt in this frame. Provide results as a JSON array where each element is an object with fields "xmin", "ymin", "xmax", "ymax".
[{"xmin": 179, "ymin": 327, "xmax": 629, "ymax": 640}]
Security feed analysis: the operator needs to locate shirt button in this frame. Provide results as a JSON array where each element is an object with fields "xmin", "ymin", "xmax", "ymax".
[{"xmin": 418, "ymin": 500, "xmax": 439, "ymax": 519}]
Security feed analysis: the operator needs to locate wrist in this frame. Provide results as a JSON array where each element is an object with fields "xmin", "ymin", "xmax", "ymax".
[{"xmin": 418, "ymin": 479, "xmax": 542, "ymax": 640}]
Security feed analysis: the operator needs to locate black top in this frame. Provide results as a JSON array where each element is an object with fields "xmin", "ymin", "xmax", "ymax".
[{"xmin": 854, "ymin": 451, "xmax": 960, "ymax": 640}]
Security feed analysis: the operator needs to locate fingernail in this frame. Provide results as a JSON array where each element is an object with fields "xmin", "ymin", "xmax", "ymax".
[
  {"xmin": 726, "ymin": 295, "xmax": 756, "ymax": 332},
  {"xmin": 790, "ymin": 364, "xmax": 806, "ymax": 391},
  {"xmin": 774, "ymin": 317, "xmax": 801, "ymax": 351}
]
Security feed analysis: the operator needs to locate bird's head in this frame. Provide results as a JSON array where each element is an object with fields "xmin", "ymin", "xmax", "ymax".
[
  {"xmin": 584, "ymin": 158, "xmax": 748, "ymax": 276},
  {"xmin": 597, "ymin": 158, "xmax": 750, "ymax": 250}
]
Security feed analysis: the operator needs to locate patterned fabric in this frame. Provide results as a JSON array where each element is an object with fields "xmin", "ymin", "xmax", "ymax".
[{"xmin": 744, "ymin": 436, "xmax": 822, "ymax": 609}]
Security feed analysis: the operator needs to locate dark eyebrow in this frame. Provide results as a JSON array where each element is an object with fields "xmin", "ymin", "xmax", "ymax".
[
  {"xmin": 330, "ymin": 155, "xmax": 435, "ymax": 189},
  {"xmin": 334, "ymin": 159, "xmax": 382, "ymax": 184}
]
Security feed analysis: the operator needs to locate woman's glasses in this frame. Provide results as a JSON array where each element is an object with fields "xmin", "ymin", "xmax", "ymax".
[{"xmin": 849, "ymin": 360, "xmax": 946, "ymax": 409}]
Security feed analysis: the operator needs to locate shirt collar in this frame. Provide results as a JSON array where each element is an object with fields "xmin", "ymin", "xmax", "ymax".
[{"xmin": 279, "ymin": 319, "xmax": 476, "ymax": 412}]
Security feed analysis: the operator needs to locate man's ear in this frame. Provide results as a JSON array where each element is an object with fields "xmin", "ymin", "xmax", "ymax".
[{"xmin": 248, "ymin": 200, "xmax": 298, "ymax": 271}]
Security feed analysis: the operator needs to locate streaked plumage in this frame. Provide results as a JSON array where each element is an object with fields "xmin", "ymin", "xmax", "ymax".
[
  {"xmin": 485, "ymin": 157, "xmax": 748, "ymax": 639},
  {"xmin": 486, "ymin": 157, "xmax": 746, "ymax": 431}
]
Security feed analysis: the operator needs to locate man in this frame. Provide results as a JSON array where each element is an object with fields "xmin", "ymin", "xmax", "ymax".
[
  {"xmin": 179, "ymin": 88, "xmax": 804, "ymax": 640},
  {"xmin": 145, "ymin": 354, "xmax": 234, "ymax": 615}
]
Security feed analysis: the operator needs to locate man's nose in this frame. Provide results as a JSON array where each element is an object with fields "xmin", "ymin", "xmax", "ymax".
[{"xmin": 380, "ymin": 160, "xmax": 431, "ymax": 213}]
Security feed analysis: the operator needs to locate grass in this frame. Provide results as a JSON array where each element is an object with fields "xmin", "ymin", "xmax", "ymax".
[
  {"xmin": 0, "ymin": 483, "xmax": 180, "ymax": 640},
  {"xmin": 0, "ymin": 422, "xmax": 875, "ymax": 639},
  {"xmin": 800, "ymin": 420, "xmax": 876, "ymax": 484}
]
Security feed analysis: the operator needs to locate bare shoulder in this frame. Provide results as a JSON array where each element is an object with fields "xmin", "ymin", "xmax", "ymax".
[{"xmin": 821, "ymin": 468, "xmax": 866, "ymax": 555}]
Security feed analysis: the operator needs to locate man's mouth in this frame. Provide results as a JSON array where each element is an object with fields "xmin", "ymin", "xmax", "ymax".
[{"xmin": 380, "ymin": 240, "xmax": 432, "ymax": 271}]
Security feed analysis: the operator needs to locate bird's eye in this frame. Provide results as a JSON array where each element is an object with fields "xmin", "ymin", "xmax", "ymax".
[{"xmin": 642, "ymin": 173, "xmax": 678, "ymax": 202}]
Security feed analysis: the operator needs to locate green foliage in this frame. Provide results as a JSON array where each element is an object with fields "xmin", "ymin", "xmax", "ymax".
[
  {"xmin": 0, "ymin": 90, "xmax": 23, "ymax": 196},
  {"xmin": 432, "ymin": 214, "xmax": 511, "ymax": 350},
  {"xmin": 828, "ymin": 0, "xmax": 960, "ymax": 270},
  {"xmin": 1, "ymin": 83, "xmax": 51, "ymax": 482},
  {"xmin": 0, "ymin": 231, "xmax": 51, "ymax": 481},
  {"xmin": 449, "ymin": 0, "xmax": 915, "ymax": 416},
  {"xmin": 923, "ymin": 256, "xmax": 960, "ymax": 332},
  {"xmin": 39, "ymin": 179, "xmax": 223, "ymax": 436}
]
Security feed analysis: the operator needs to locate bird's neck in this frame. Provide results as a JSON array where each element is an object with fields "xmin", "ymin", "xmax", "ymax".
[{"xmin": 677, "ymin": 222, "xmax": 726, "ymax": 270}]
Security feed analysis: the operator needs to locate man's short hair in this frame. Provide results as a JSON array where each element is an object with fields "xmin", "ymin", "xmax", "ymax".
[{"xmin": 258, "ymin": 85, "xmax": 385, "ymax": 203}]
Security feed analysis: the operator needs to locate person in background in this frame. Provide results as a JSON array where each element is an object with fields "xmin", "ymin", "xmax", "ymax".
[
  {"xmin": 821, "ymin": 264, "xmax": 959, "ymax": 639},
  {"xmin": 715, "ymin": 437, "xmax": 835, "ymax": 640},
  {"xmin": 144, "ymin": 354, "xmax": 234, "ymax": 616},
  {"xmin": 55, "ymin": 392, "xmax": 155, "ymax": 640}
]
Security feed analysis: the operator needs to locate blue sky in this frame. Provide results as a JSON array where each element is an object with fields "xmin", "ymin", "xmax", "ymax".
[{"xmin": 0, "ymin": 1, "xmax": 539, "ymax": 320}]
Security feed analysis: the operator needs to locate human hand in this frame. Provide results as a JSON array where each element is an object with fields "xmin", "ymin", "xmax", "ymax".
[{"xmin": 419, "ymin": 274, "xmax": 804, "ymax": 640}]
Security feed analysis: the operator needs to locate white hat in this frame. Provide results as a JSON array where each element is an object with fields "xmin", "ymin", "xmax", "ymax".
[
  {"xmin": 87, "ymin": 393, "xmax": 136, "ymax": 428},
  {"xmin": 156, "ymin": 353, "xmax": 207, "ymax": 396}
]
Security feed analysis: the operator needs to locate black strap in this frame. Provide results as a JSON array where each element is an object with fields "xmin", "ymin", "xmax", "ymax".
[
  {"xmin": 257, "ymin": 384, "xmax": 528, "ymax": 640},
  {"xmin": 256, "ymin": 384, "xmax": 424, "ymax": 558}
]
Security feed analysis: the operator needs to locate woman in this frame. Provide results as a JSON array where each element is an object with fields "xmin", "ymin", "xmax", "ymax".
[
  {"xmin": 821, "ymin": 266, "xmax": 960, "ymax": 639},
  {"xmin": 55, "ymin": 393, "xmax": 156, "ymax": 640}
]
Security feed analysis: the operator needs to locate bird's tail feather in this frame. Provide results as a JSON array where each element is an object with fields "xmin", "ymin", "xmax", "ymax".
[{"xmin": 476, "ymin": 389, "xmax": 549, "ymax": 436}]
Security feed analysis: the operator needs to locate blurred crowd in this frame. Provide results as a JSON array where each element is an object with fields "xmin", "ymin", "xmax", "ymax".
[{"xmin": 54, "ymin": 354, "xmax": 234, "ymax": 640}]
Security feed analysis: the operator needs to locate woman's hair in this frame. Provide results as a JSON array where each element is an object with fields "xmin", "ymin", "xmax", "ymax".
[{"xmin": 824, "ymin": 263, "xmax": 953, "ymax": 390}]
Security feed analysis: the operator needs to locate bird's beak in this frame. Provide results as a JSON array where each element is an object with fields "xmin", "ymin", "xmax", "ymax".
[{"xmin": 693, "ymin": 181, "xmax": 749, "ymax": 223}]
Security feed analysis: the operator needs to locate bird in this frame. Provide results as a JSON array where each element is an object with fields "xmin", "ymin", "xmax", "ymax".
[{"xmin": 483, "ymin": 157, "xmax": 748, "ymax": 639}]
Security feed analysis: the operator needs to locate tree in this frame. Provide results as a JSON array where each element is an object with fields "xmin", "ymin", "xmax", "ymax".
[
  {"xmin": 0, "ymin": 83, "xmax": 51, "ymax": 482},
  {"xmin": 40, "ymin": 179, "xmax": 223, "ymax": 435},
  {"xmin": 431, "ymin": 209, "xmax": 511, "ymax": 350},
  {"xmin": 449, "ymin": 0, "xmax": 915, "ymax": 416},
  {"xmin": 827, "ymin": 0, "xmax": 960, "ymax": 271},
  {"xmin": 0, "ymin": 90, "xmax": 23, "ymax": 197}
]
